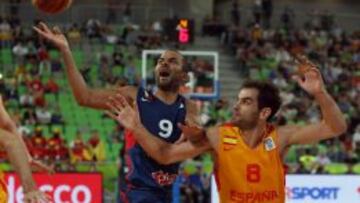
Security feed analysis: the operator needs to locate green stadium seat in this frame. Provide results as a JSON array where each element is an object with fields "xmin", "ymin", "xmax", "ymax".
[
  {"xmin": 202, "ymin": 161, "xmax": 213, "ymax": 175},
  {"xmin": 324, "ymin": 163, "xmax": 349, "ymax": 174},
  {"xmin": 285, "ymin": 145, "xmax": 298, "ymax": 163},
  {"xmin": 0, "ymin": 48, "xmax": 13, "ymax": 65},
  {"xmin": 73, "ymin": 50, "xmax": 84, "ymax": 66},
  {"xmin": 0, "ymin": 162, "xmax": 12, "ymax": 171},
  {"xmin": 183, "ymin": 161, "xmax": 199, "ymax": 175},
  {"xmin": 97, "ymin": 162, "xmax": 118, "ymax": 191},
  {"xmin": 105, "ymin": 44, "xmax": 114, "ymax": 53},
  {"xmin": 352, "ymin": 163, "xmax": 360, "ymax": 174},
  {"xmin": 49, "ymin": 50, "xmax": 60, "ymax": 59},
  {"xmin": 75, "ymin": 162, "xmax": 92, "ymax": 172}
]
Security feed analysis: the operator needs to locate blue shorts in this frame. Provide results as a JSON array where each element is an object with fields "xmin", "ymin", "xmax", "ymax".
[{"xmin": 119, "ymin": 189, "xmax": 172, "ymax": 203}]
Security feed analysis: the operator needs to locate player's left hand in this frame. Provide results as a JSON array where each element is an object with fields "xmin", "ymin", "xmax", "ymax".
[
  {"xmin": 292, "ymin": 54, "xmax": 326, "ymax": 96},
  {"xmin": 105, "ymin": 94, "xmax": 140, "ymax": 131}
]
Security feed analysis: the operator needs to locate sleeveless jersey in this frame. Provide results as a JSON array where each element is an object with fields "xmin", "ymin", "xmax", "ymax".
[
  {"xmin": 215, "ymin": 124, "xmax": 285, "ymax": 203},
  {"xmin": 123, "ymin": 87, "xmax": 186, "ymax": 193}
]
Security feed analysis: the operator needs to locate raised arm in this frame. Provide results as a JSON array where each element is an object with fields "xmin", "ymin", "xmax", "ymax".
[
  {"xmin": 106, "ymin": 94, "xmax": 211, "ymax": 165},
  {"xmin": 0, "ymin": 100, "xmax": 49, "ymax": 202},
  {"xmin": 279, "ymin": 55, "xmax": 347, "ymax": 148},
  {"xmin": 33, "ymin": 22, "xmax": 137, "ymax": 110},
  {"xmin": 0, "ymin": 96, "xmax": 54, "ymax": 173}
]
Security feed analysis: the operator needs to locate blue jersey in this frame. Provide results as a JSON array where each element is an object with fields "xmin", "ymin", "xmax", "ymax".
[{"xmin": 123, "ymin": 87, "xmax": 187, "ymax": 194}]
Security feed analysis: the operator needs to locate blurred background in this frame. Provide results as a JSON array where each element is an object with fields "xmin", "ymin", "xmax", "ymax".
[{"xmin": 0, "ymin": 0, "xmax": 359, "ymax": 202}]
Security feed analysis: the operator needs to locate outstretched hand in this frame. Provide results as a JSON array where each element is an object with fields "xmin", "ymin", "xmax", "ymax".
[
  {"xmin": 105, "ymin": 94, "xmax": 140, "ymax": 131},
  {"xmin": 33, "ymin": 22, "xmax": 69, "ymax": 51},
  {"xmin": 292, "ymin": 54, "xmax": 326, "ymax": 96}
]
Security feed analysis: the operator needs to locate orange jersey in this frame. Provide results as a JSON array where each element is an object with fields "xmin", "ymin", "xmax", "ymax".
[
  {"xmin": 0, "ymin": 170, "xmax": 7, "ymax": 202},
  {"xmin": 215, "ymin": 124, "xmax": 285, "ymax": 203}
]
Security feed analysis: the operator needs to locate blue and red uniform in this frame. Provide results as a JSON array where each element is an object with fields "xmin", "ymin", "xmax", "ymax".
[{"xmin": 120, "ymin": 87, "xmax": 186, "ymax": 203}]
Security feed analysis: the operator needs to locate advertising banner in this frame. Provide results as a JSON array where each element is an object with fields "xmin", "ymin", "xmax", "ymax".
[
  {"xmin": 4, "ymin": 173, "xmax": 102, "ymax": 203},
  {"xmin": 211, "ymin": 175, "xmax": 360, "ymax": 203}
]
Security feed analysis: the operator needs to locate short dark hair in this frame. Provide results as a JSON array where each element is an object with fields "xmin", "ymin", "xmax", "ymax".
[
  {"xmin": 241, "ymin": 80, "xmax": 282, "ymax": 121},
  {"xmin": 161, "ymin": 49, "xmax": 188, "ymax": 72}
]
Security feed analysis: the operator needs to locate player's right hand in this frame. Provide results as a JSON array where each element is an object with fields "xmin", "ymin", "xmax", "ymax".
[
  {"xmin": 33, "ymin": 22, "xmax": 69, "ymax": 51},
  {"xmin": 105, "ymin": 94, "xmax": 141, "ymax": 131},
  {"xmin": 23, "ymin": 190, "xmax": 52, "ymax": 203}
]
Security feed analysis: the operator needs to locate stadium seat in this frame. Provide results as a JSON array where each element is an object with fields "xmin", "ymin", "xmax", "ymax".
[
  {"xmin": 351, "ymin": 163, "xmax": 360, "ymax": 174},
  {"xmin": 97, "ymin": 162, "xmax": 118, "ymax": 191},
  {"xmin": 0, "ymin": 162, "xmax": 12, "ymax": 171},
  {"xmin": 324, "ymin": 163, "xmax": 349, "ymax": 174}
]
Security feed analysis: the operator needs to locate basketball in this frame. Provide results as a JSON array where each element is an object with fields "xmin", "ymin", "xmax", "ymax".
[{"xmin": 32, "ymin": 0, "xmax": 72, "ymax": 14}]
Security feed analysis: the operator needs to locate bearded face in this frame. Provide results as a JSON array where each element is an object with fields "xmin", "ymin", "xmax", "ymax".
[
  {"xmin": 154, "ymin": 50, "xmax": 185, "ymax": 92},
  {"xmin": 232, "ymin": 88, "xmax": 261, "ymax": 130}
]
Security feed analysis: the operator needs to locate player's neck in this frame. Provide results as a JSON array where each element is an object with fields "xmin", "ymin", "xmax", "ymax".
[
  {"xmin": 154, "ymin": 90, "xmax": 179, "ymax": 105},
  {"xmin": 241, "ymin": 123, "xmax": 267, "ymax": 148}
]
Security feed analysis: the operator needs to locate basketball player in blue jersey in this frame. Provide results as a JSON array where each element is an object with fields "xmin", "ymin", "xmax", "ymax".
[{"xmin": 34, "ymin": 22, "xmax": 210, "ymax": 203}]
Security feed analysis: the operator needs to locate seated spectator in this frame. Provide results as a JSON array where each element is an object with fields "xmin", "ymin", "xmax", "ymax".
[
  {"xmin": 88, "ymin": 130, "xmax": 106, "ymax": 162},
  {"xmin": 188, "ymin": 165, "xmax": 206, "ymax": 203},
  {"xmin": 14, "ymin": 63, "xmax": 27, "ymax": 83},
  {"xmin": 22, "ymin": 108, "xmax": 37, "ymax": 125},
  {"xmin": 313, "ymin": 150, "xmax": 331, "ymax": 173},
  {"xmin": 299, "ymin": 148, "xmax": 317, "ymax": 173},
  {"xmin": 44, "ymin": 76, "xmax": 60, "ymax": 98},
  {"xmin": 19, "ymin": 90, "xmax": 34, "ymax": 108},
  {"xmin": 47, "ymin": 129, "xmax": 69, "ymax": 161},
  {"xmin": 27, "ymin": 75, "xmax": 44, "ymax": 93},
  {"xmin": 70, "ymin": 131, "xmax": 91, "ymax": 163},
  {"xmin": 37, "ymin": 46, "xmax": 50, "ymax": 75},
  {"xmin": 50, "ymin": 57, "xmax": 63, "ymax": 73},
  {"xmin": 33, "ymin": 90, "xmax": 46, "ymax": 107},
  {"xmin": 50, "ymin": 105, "xmax": 65, "ymax": 132},
  {"xmin": 35, "ymin": 106, "xmax": 51, "ymax": 125},
  {"xmin": 29, "ymin": 127, "xmax": 47, "ymax": 160},
  {"xmin": 352, "ymin": 125, "xmax": 360, "ymax": 149},
  {"xmin": 67, "ymin": 23, "xmax": 81, "ymax": 46}
]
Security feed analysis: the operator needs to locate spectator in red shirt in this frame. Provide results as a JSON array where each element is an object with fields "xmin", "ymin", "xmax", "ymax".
[
  {"xmin": 45, "ymin": 76, "xmax": 60, "ymax": 99},
  {"xmin": 29, "ymin": 127, "xmax": 47, "ymax": 160},
  {"xmin": 28, "ymin": 75, "xmax": 44, "ymax": 93},
  {"xmin": 47, "ymin": 129, "xmax": 69, "ymax": 161},
  {"xmin": 37, "ymin": 46, "xmax": 50, "ymax": 75}
]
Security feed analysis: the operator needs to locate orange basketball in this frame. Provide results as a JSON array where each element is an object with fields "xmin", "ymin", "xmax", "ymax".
[{"xmin": 32, "ymin": 0, "xmax": 73, "ymax": 14}]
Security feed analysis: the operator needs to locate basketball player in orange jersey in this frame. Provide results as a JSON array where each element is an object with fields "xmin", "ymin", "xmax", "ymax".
[
  {"xmin": 0, "ymin": 96, "xmax": 51, "ymax": 202},
  {"xmin": 106, "ymin": 55, "xmax": 347, "ymax": 203}
]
